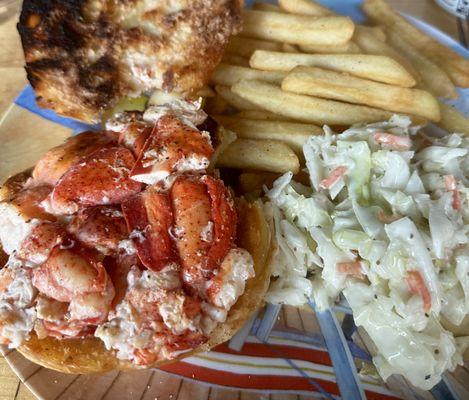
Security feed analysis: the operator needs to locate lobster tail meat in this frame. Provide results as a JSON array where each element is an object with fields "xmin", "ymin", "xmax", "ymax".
[{"xmin": 122, "ymin": 189, "xmax": 179, "ymax": 272}]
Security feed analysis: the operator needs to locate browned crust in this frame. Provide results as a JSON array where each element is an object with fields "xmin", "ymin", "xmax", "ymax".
[
  {"xmin": 18, "ymin": 0, "xmax": 243, "ymax": 122},
  {"xmin": 1, "ymin": 170, "xmax": 272, "ymax": 374}
]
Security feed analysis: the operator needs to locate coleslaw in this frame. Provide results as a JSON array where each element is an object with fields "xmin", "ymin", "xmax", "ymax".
[{"xmin": 264, "ymin": 116, "xmax": 468, "ymax": 390}]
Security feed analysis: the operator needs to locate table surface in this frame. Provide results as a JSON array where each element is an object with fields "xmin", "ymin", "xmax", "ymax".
[{"xmin": 0, "ymin": 1, "xmax": 463, "ymax": 399}]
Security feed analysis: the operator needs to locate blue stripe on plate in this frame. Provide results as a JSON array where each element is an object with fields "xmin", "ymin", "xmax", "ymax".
[
  {"xmin": 228, "ymin": 309, "xmax": 260, "ymax": 352},
  {"xmin": 15, "ymin": 85, "xmax": 98, "ymax": 133},
  {"xmin": 308, "ymin": 300, "xmax": 366, "ymax": 400},
  {"xmin": 317, "ymin": 0, "xmax": 365, "ymax": 22},
  {"xmin": 254, "ymin": 303, "xmax": 282, "ymax": 342}
]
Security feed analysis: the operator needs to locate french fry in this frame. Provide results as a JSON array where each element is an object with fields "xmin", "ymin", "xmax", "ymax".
[
  {"xmin": 386, "ymin": 28, "xmax": 458, "ymax": 99},
  {"xmin": 353, "ymin": 25, "xmax": 420, "ymax": 81},
  {"xmin": 438, "ymin": 103, "xmax": 469, "ymax": 135},
  {"xmin": 282, "ymin": 66, "xmax": 440, "ymax": 121},
  {"xmin": 211, "ymin": 64, "xmax": 288, "ymax": 86},
  {"xmin": 278, "ymin": 0, "xmax": 332, "ymax": 16},
  {"xmin": 196, "ymin": 85, "xmax": 215, "ymax": 98},
  {"xmin": 233, "ymin": 110, "xmax": 294, "ymax": 121},
  {"xmin": 217, "ymin": 138, "xmax": 300, "ymax": 173},
  {"xmin": 212, "ymin": 117, "xmax": 322, "ymax": 154},
  {"xmin": 209, "ymin": 126, "xmax": 237, "ymax": 168},
  {"xmin": 282, "ymin": 43, "xmax": 300, "ymax": 53},
  {"xmin": 250, "ymin": 51, "xmax": 416, "ymax": 87},
  {"xmin": 363, "ymin": 0, "xmax": 469, "ymax": 87},
  {"xmin": 222, "ymin": 54, "xmax": 250, "ymax": 67},
  {"xmin": 226, "ymin": 36, "xmax": 283, "ymax": 58},
  {"xmin": 231, "ymin": 80, "xmax": 393, "ymax": 125},
  {"xmin": 299, "ymin": 41, "xmax": 361, "ymax": 54},
  {"xmin": 241, "ymin": 10, "xmax": 355, "ymax": 46},
  {"xmin": 215, "ymin": 85, "xmax": 263, "ymax": 111},
  {"xmin": 253, "ymin": 2, "xmax": 283, "ymax": 12},
  {"xmin": 359, "ymin": 25, "xmax": 386, "ymax": 42}
]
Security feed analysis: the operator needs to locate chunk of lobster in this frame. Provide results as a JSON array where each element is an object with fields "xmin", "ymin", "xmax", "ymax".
[
  {"xmin": 116, "ymin": 119, "xmax": 152, "ymax": 158},
  {"xmin": 68, "ymin": 276, "xmax": 115, "ymax": 324},
  {"xmin": 122, "ymin": 189, "xmax": 179, "ymax": 272},
  {"xmin": 206, "ymin": 248, "xmax": 254, "ymax": 310},
  {"xmin": 32, "ymin": 132, "xmax": 116, "ymax": 186},
  {"xmin": 17, "ymin": 222, "xmax": 67, "ymax": 265},
  {"xmin": 68, "ymin": 206, "xmax": 128, "ymax": 255},
  {"xmin": 0, "ymin": 185, "xmax": 54, "ymax": 255},
  {"xmin": 171, "ymin": 175, "xmax": 212, "ymax": 287},
  {"xmin": 40, "ymin": 320, "xmax": 95, "ymax": 339},
  {"xmin": 9, "ymin": 185, "xmax": 55, "ymax": 222},
  {"xmin": 0, "ymin": 267, "xmax": 14, "ymax": 293},
  {"xmin": 105, "ymin": 253, "xmax": 141, "ymax": 308},
  {"xmin": 32, "ymin": 246, "xmax": 108, "ymax": 303},
  {"xmin": 35, "ymin": 295, "xmax": 68, "ymax": 322},
  {"xmin": 126, "ymin": 265, "xmax": 181, "ymax": 324},
  {"xmin": 49, "ymin": 147, "xmax": 141, "ymax": 214},
  {"xmin": 163, "ymin": 330, "xmax": 207, "ymax": 358},
  {"xmin": 202, "ymin": 176, "xmax": 237, "ymax": 271},
  {"xmin": 131, "ymin": 115, "xmax": 214, "ymax": 185},
  {"xmin": 35, "ymin": 278, "xmax": 115, "ymax": 336},
  {"xmin": 171, "ymin": 175, "xmax": 236, "ymax": 292}
]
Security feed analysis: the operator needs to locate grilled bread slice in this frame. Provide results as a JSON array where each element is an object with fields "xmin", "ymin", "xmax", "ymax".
[{"xmin": 18, "ymin": 0, "xmax": 243, "ymax": 123}]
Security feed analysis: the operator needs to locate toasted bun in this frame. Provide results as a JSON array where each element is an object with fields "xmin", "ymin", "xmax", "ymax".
[
  {"xmin": 18, "ymin": 0, "xmax": 243, "ymax": 123},
  {"xmin": 1, "ymin": 171, "xmax": 272, "ymax": 374}
]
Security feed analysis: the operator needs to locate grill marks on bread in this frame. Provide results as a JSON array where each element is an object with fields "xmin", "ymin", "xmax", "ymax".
[{"xmin": 18, "ymin": 0, "xmax": 242, "ymax": 122}]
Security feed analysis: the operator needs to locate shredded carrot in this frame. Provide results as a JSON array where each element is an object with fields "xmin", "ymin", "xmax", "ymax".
[
  {"xmin": 406, "ymin": 270, "xmax": 431, "ymax": 311},
  {"xmin": 444, "ymin": 175, "xmax": 461, "ymax": 210},
  {"xmin": 319, "ymin": 166, "xmax": 347, "ymax": 190},
  {"xmin": 373, "ymin": 132, "xmax": 412, "ymax": 150},
  {"xmin": 337, "ymin": 261, "xmax": 365, "ymax": 279}
]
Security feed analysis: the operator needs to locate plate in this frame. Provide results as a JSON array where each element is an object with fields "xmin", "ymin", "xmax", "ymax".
[{"xmin": 1, "ymin": 1, "xmax": 469, "ymax": 399}]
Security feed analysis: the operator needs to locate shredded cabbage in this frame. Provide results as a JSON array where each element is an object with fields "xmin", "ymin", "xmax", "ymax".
[{"xmin": 264, "ymin": 116, "xmax": 468, "ymax": 390}]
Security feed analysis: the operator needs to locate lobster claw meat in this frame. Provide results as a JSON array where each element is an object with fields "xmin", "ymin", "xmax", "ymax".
[
  {"xmin": 17, "ymin": 222, "xmax": 67, "ymax": 265},
  {"xmin": 130, "ymin": 115, "xmax": 214, "ymax": 185},
  {"xmin": 122, "ymin": 188, "xmax": 179, "ymax": 272},
  {"xmin": 49, "ymin": 146, "xmax": 141, "ymax": 214},
  {"xmin": 68, "ymin": 206, "xmax": 128, "ymax": 255},
  {"xmin": 10, "ymin": 185, "xmax": 55, "ymax": 222},
  {"xmin": 32, "ymin": 132, "xmax": 116, "ymax": 186},
  {"xmin": 32, "ymin": 245, "xmax": 108, "ymax": 303}
]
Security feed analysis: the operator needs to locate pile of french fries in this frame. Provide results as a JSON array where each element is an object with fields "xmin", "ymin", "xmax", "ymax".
[{"xmin": 211, "ymin": 0, "xmax": 469, "ymax": 181}]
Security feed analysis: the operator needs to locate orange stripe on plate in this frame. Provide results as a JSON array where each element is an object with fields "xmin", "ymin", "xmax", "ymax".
[
  {"xmin": 160, "ymin": 361, "xmax": 401, "ymax": 400},
  {"xmin": 160, "ymin": 361, "xmax": 340, "ymax": 394},
  {"xmin": 213, "ymin": 342, "xmax": 332, "ymax": 367}
]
